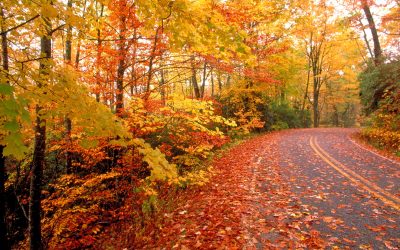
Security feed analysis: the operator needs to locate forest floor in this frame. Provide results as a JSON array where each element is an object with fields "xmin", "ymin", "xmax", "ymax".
[{"xmin": 129, "ymin": 128, "xmax": 400, "ymax": 249}]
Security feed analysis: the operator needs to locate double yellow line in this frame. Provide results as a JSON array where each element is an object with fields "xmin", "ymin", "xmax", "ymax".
[{"xmin": 309, "ymin": 136, "xmax": 400, "ymax": 211}]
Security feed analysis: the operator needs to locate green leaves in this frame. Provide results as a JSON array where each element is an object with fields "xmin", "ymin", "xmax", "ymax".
[
  {"xmin": 0, "ymin": 84, "xmax": 14, "ymax": 95},
  {"xmin": 0, "ymin": 84, "xmax": 30, "ymax": 159}
]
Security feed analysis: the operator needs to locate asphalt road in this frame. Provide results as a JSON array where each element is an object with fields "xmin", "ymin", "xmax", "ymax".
[{"xmin": 275, "ymin": 128, "xmax": 399, "ymax": 249}]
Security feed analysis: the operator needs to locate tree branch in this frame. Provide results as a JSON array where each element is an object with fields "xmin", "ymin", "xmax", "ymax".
[{"xmin": 0, "ymin": 14, "xmax": 40, "ymax": 35}]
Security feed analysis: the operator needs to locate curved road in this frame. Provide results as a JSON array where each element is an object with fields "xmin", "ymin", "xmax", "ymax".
[{"xmin": 273, "ymin": 128, "xmax": 399, "ymax": 249}]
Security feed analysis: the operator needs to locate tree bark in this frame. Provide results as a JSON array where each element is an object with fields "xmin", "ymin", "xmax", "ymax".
[
  {"xmin": 95, "ymin": 3, "xmax": 104, "ymax": 103},
  {"xmin": 301, "ymin": 35, "xmax": 311, "ymax": 127},
  {"xmin": 0, "ymin": 146, "xmax": 7, "ymax": 250},
  {"xmin": 115, "ymin": 3, "xmax": 127, "ymax": 116},
  {"xmin": 313, "ymin": 86, "xmax": 319, "ymax": 128},
  {"xmin": 160, "ymin": 66, "xmax": 166, "ymax": 106},
  {"xmin": 361, "ymin": 0, "xmax": 382, "ymax": 64},
  {"xmin": 200, "ymin": 62, "xmax": 207, "ymax": 98},
  {"xmin": 64, "ymin": 0, "xmax": 73, "ymax": 174},
  {"xmin": 210, "ymin": 68, "xmax": 214, "ymax": 97},
  {"xmin": 190, "ymin": 56, "xmax": 201, "ymax": 99},
  {"xmin": 29, "ymin": 13, "xmax": 52, "ymax": 250},
  {"xmin": 0, "ymin": 7, "xmax": 10, "ymax": 249}
]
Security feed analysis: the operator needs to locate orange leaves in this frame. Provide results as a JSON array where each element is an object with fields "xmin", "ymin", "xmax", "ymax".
[
  {"xmin": 42, "ymin": 172, "xmax": 123, "ymax": 249},
  {"xmin": 361, "ymin": 128, "xmax": 400, "ymax": 153}
]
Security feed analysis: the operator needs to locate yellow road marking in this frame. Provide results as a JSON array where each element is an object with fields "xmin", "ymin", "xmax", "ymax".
[
  {"xmin": 309, "ymin": 137, "xmax": 400, "ymax": 211},
  {"xmin": 312, "ymin": 137, "xmax": 400, "ymax": 204}
]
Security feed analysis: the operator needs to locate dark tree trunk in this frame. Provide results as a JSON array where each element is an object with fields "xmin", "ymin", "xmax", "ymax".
[
  {"xmin": 64, "ymin": 0, "xmax": 73, "ymax": 174},
  {"xmin": 116, "ymin": 9, "xmax": 127, "ymax": 116},
  {"xmin": 313, "ymin": 90, "xmax": 319, "ymax": 128},
  {"xmin": 217, "ymin": 72, "xmax": 223, "ymax": 96},
  {"xmin": 116, "ymin": 60, "xmax": 125, "ymax": 116},
  {"xmin": 0, "ymin": 7, "xmax": 10, "ymax": 249},
  {"xmin": 95, "ymin": 3, "xmax": 104, "ymax": 103},
  {"xmin": 116, "ymin": 40, "xmax": 125, "ymax": 113},
  {"xmin": 361, "ymin": 0, "xmax": 382, "ymax": 64},
  {"xmin": 301, "ymin": 42, "xmax": 311, "ymax": 127},
  {"xmin": 200, "ymin": 62, "xmax": 207, "ymax": 98},
  {"xmin": 191, "ymin": 56, "xmax": 201, "ymax": 99},
  {"xmin": 145, "ymin": 27, "xmax": 160, "ymax": 99},
  {"xmin": 29, "ymin": 14, "xmax": 52, "ymax": 250},
  {"xmin": 29, "ymin": 108, "xmax": 46, "ymax": 250},
  {"xmin": 210, "ymin": 68, "xmax": 214, "ymax": 97},
  {"xmin": 160, "ymin": 68, "xmax": 166, "ymax": 106},
  {"xmin": 0, "ymin": 145, "xmax": 8, "ymax": 250}
]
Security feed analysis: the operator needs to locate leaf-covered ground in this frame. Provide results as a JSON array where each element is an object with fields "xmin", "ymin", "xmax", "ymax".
[
  {"xmin": 137, "ymin": 131, "xmax": 328, "ymax": 249},
  {"xmin": 111, "ymin": 128, "xmax": 399, "ymax": 249}
]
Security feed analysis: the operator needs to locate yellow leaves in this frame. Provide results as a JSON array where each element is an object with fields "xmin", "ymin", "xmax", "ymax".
[
  {"xmin": 139, "ymin": 145, "xmax": 178, "ymax": 182},
  {"xmin": 131, "ymin": 138, "xmax": 178, "ymax": 182},
  {"xmin": 179, "ymin": 169, "xmax": 210, "ymax": 187},
  {"xmin": 41, "ymin": 3, "xmax": 58, "ymax": 18},
  {"xmin": 361, "ymin": 127, "xmax": 400, "ymax": 152}
]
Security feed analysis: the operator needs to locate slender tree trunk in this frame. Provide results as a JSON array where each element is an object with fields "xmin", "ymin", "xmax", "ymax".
[
  {"xmin": 312, "ymin": 55, "xmax": 319, "ymax": 128},
  {"xmin": 217, "ymin": 72, "xmax": 222, "ymax": 95},
  {"xmin": 190, "ymin": 56, "xmax": 201, "ymax": 99},
  {"xmin": 95, "ymin": 3, "xmax": 104, "ymax": 103},
  {"xmin": 360, "ymin": 20, "xmax": 374, "ymax": 59},
  {"xmin": 116, "ymin": 58, "xmax": 125, "ymax": 116},
  {"xmin": 313, "ymin": 88, "xmax": 319, "ymax": 128},
  {"xmin": 29, "ymin": 13, "xmax": 52, "ymax": 250},
  {"xmin": 160, "ymin": 68, "xmax": 166, "ymax": 106},
  {"xmin": 210, "ymin": 68, "xmax": 214, "ymax": 97},
  {"xmin": 0, "ymin": 7, "xmax": 10, "ymax": 249},
  {"xmin": 301, "ymin": 57, "xmax": 311, "ymax": 126},
  {"xmin": 200, "ymin": 62, "xmax": 207, "ymax": 98},
  {"xmin": 64, "ymin": 0, "xmax": 73, "ymax": 174},
  {"xmin": 226, "ymin": 75, "xmax": 231, "ymax": 87},
  {"xmin": 130, "ymin": 28, "xmax": 138, "ymax": 97},
  {"xmin": 0, "ymin": 145, "xmax": 7, "ymax": 250},
  {"xmin": 74, "ymin": 0, "xmax": 86, "ymax": 69},
  {"xmin": 116, "ymin": 6, "xmax": 127, "ymax": 117},
  {"xmin": 145, "ymin": 26, "xmax": 161, "ymax": 100},
  {"xmin": 361, "ymin": 0, "xmax": 382, "ymax": 64},
  {"xmin": 302, "ymin": 34, "xmax": 312, "ymax": 127}
]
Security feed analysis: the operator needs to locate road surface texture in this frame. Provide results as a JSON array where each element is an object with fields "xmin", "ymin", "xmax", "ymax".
[
  {"xmin": 251, "ymin": 128, "xmax": 399, "ymax": 249},
  {"xmin": 132, "ymin": 128, "xmax": 399, "ymax": 249}
]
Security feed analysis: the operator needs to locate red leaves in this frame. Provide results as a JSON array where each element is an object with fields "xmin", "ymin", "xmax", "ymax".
[{"xmin": 126, "ymin": 132, "xmax": 328, "ymax": 248}]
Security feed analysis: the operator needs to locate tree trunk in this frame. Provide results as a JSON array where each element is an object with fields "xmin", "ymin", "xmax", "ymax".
[
  {"xmin": 200, "ymin": 62, "xmax": 207, "ymax": 98},
  {"xmin": 116, "ymin": 58, "xmax": 125, "ymax": 116},
  {"xmin": 191, "ymin": 56, "xmax": 201, "ymax": 99},
  {"xmin": 160, "ymin": 68, "xmax": 166, "ymax": 106},
  {"xmin": 301, "ymin": 46, "xmax": 311, "ymax": 127},
  {"xmin": 145, "ymin": 26, "xmax": 161, "ymax": 100},
  {"xmin": 313, "ymin": 90, "xmax": 319, "ymax": 128},
  {"xmin": 210, "ymin": 68, "xmax": 214, "ymax": 97},
  {"xmin": 30, "ymin": 107, "xmax": 46, "ymax": 250},
  {"xmin": 95, "ymin": 3, "xmax": 104, "ymax": 103},
  {"xmin": 0, "ymin": 146, "xmax": 7, "ymax": 250},
  {"xmin": 361, "ymin": 0, "xmax": 382, "ymax": 64},
  {"xmin": 29, "ymin": 14, "xmax": 52, "ymax": 250},
  {"xmin": 0, "ymin": 7, "xmax": 10, "ymax": 249},
  {"xmin": 217, "ymin": 72, "xmax": 222, "ymax": 95},
  {"xmin": 64, "ymin": 0, "xmax": 72, "ymax": 174},
  {"xmin": 115, "ymin": 1, "xmax": 128, "ymax": 116}
]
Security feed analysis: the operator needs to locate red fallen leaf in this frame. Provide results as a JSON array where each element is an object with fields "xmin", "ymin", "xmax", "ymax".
[
  {"xmin": 365, "ymin": 224, "xmax": 386, "ymax": 232},
  {"xmin": 384, "ymin": 241, "xmax": 397, "ymax": 250},
  {"xmin": 343, "ymin": 238, "xmax": 356, "ymax": 245},
  {"xmin": 322, "ymin": 216, "xmax": 334, "ymax": 223}
]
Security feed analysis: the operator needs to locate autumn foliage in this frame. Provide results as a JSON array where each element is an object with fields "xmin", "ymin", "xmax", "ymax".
[{"xmin": 0, "ymin": 0, "xmax": 398, "ymax": 248}]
